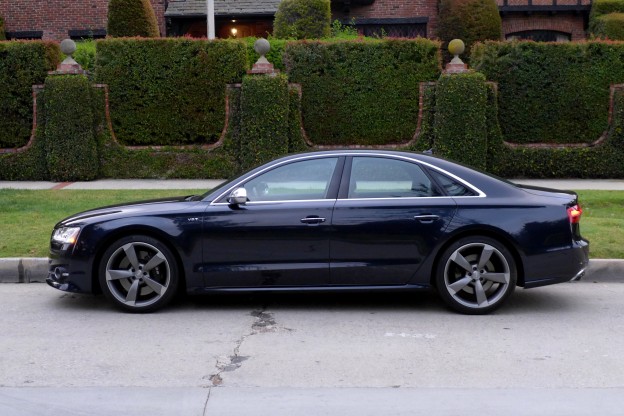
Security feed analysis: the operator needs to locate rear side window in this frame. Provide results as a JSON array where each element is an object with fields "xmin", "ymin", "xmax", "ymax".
[
  {"xmin": 429, "ymin": 170, "xmax": 476, "ymax": 197},
  {"xmin": 348, "ymin": 157, "xmax": 441, "ymax": 198}
]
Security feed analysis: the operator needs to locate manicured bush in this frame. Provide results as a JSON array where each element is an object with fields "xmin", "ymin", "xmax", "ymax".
[
  {"xmin": 591, "ymin": 13, "xmax": 624, "ymax": 40},
  {"xmin": 0, "ymin": 16, "xmax": 6, "ymax": 41},
  {"xmin": 273, "ymin": 0, "xmax": 331, "ymax": 39},
  {"xmin": 287, "ymin": 85, "xmax": 309, "ymax": 153},
  {"xmin": 590, "ymin": 0, "xmax": 624, "ymax": 21},
  {"xmin": 239, "ymin": 74, "xmax": 290, "ymax": 169},
  {"xmin": 245, "ymin": 37, "xmax": 288, "ymax": 71},
  {"xmin": 0, "ymin": 41, "xmax": 61, "ymax": 149},
  {"xmin": 107, "ymin": 0, "xmax": 160, "ymax": 38},
  {"xmin": 437, "ymin": 0, "xmax": 502, "ymax": 58},
  {"xmin": 73, "ymin": 40, "xmax": 97, "ymax": 72},
  {"xmin": 434, "ymin": 72, "xmax": 488, "ymax": 170},
  {"xmin": 284, "ymin": 38, "xmax": 441, "ymax": 146},
  {"xmin": 44, "ymin": 75, "xmax": 99, "ymax": 181},
  {"xmin": 94, "ymin": 38, "xmax": 247, "ymax": 146},
  {"xmin": 471, "ymin": 41, "xmax": 624, "ymax": 145},
  {"xmin": 408, "ymin": 83, "xmax": 437, "ymax": 152}
]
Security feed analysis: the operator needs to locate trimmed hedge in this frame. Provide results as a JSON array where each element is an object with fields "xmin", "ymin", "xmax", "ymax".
[
  {"xmin": 44, "ymin": 75, "xmax": 99, "ymax": 181},
  {"xmin": 471, "ymin": 41, "xmax": 624, "ymax": 145},
  {"xmin": 590, "ymin": 0, "xmax": 624, "ymax": 21},
  {"xmin": 94, "ymin": 38, "xmax": 247, "ymax": 146},
  {"xmin": 239, "ymin": 74, "xmax": 290, "ymax": 169},
  {"xmin": 437, "ymin": 0, "xmax": 502, "ymax": 58},
  {"xmin": 246, "ymin": 37, "xmax": 288, "ymax": 71},
  {"xmin": 592, "ymin": 13, "xmax": 624, "ymax": 40},
  {"xmin": 107, "ymin": 0, "xmax": 160, "ymax": 38},
  {"xmin": 273, "ymin": 0, "xmax": 331, "ymax": 39},
  {"xmin": 284, "ymin": 38, "xmax": 441, "ymax": 146},
  {"xmin": 487, "ymin": 91, "xmax": 624, "ymax": 178},
  {"xmin": 0, "ymin": 41, "xmax": 61, "ymax": 148},
  {"xmin": 434, "ymin": 72, "xmax": 488, "ymax": 170}
]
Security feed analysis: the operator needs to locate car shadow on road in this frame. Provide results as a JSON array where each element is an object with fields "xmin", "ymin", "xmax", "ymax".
[{"xmin": 49, "ymin": 285, "xmax": 577, "ymax": 315}]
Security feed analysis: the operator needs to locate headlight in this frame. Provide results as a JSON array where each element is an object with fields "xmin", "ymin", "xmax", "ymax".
[{"xmin": 52, "ymin": 227, "xmax": 80, "ymax": 244}]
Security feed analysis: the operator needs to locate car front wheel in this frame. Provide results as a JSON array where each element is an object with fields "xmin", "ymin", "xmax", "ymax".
[
  {"xmin": 436, "ymin": 236, "xmax": 517, "ymax": 314},
  {"xmin": 98, "ymin": 235, "xmax": 179, "ymax": 313}
]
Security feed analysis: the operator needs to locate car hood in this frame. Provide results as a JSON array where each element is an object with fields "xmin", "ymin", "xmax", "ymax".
[{"xmin": 56, "ymin": 195, "xmax": 201, "ymax": 227}]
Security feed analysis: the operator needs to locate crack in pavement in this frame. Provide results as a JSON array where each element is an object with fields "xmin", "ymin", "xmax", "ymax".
[{"xmin": 206, "ymin": 306, "xmax": 293, "ymax": 387}]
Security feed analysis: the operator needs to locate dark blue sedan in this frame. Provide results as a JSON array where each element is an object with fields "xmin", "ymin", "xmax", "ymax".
[{"xmin": 47, "ymin": 151, "xmax": 589, "ymax": 314}]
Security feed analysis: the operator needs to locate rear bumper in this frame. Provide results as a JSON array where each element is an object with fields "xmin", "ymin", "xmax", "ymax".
[{"xmin": 522, "ymin": 238, "xmax": 589, "ymax": 289}]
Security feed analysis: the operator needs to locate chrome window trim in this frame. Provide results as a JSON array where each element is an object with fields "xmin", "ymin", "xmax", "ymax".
[
  {"xmin": 211, "ymin": 199, "xmax": 335, "ymax": 206},
  {"xmin": 209, "ymin": 152, "xmax": 486, "ymax": 205}
]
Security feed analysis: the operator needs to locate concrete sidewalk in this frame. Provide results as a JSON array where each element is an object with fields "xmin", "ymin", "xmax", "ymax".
[{"xmin": 1, "ymin": 178, "xmax": 624, "ymax": 190}]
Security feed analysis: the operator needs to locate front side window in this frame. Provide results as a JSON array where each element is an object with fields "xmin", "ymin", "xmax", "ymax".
[
  {"xmin": 243, "ymin": 157, "xmax": 339, "ymax": 202},
  {"xmin": 348, "ymin": 157, "xmax": 441, "ymax": 199}
]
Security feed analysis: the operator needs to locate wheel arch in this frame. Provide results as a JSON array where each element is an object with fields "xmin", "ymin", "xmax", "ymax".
[
  {"xmin": 90, "ymin": 225, "xmax": 187, "ymax": 295},
  {"xmin": 430, "ymin": 228, "xmax": 526, "ymax": 288}
]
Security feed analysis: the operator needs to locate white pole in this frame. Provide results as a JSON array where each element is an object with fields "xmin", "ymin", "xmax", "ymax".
[{"xmin": 207, "ymin": 0, "xmax": 215, "ymax": 39}]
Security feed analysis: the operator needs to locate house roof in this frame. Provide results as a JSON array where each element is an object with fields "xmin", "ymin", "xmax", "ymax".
[{"xmin": 165, "ymin": 0, "xmax": 282, "ymax": 18}]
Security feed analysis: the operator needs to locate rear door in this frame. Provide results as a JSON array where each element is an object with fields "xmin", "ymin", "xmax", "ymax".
[{"xmin": 330, "ymin": 156, "xmax": 457, "ymax": 285}]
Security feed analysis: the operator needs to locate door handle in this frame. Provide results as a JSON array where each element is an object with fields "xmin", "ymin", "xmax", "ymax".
[
  {"xmin": 300, "ymin": 217, "xmax": 326, "ymax": 224},
  {"xmin": 413, "ymin": 214, "xmax": 440, "ymax": 222}
]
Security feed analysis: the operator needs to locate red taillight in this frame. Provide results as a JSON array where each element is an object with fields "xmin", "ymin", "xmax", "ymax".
[{"xmin": 567, "ymin": 204, "xmax": 582, "ymax": 224}]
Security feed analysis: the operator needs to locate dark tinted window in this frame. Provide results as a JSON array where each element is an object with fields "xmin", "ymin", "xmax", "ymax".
[
  {"xmin": 429, "ymin": 170, "xmax": 476, "ymax": 197},
  {"xmin": 243, "ymin": 158, "xmax": 338, "ymax": 202},
  {"xmin": 348, "ymin": 157, "xmax": 441, "ymax": 198}
]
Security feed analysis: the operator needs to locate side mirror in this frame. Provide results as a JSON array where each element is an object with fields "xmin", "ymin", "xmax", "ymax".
[{"xmin": 227, "ymin": 187, "xmax": 248, "ymax": 205}]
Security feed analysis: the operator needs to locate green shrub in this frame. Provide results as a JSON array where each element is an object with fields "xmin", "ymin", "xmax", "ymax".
[
  {"xmin": 287, "ymin": 85, "xmax": 309, "ymax": 153},
  {"xmin": 591, "ymin": 13, "xmax": 624, "ymax": 40},
  {"xmin": 437, "ymin": 0, "xmax": 502, "ymax": 58},
  {"xmin": 434, "ymin": 72, "xmax": 488, "ymax": 170},
  {"xmin": 94, "ymin": 38, "xmax": 247, "ymax": 146},
  {"xmin": 408, "ymin": 83, "xmax": 437, "ymax": 152},
  {"xmin": 107, "ymin": 0, "xmax": 160, "ymax": 37},
  {"xmin": 0, "ymin": 16, "xmax": 6, "ymax": 41},
  {"xmin": 284, "ymin": 38, "xmax": 441, "ymax": 146},
  {"xmin": 44, "ymin": 75, "xmax": 99, "ymax": 181},
  {"xmin": 245, "ymin": 37, "xmax": 288, "ymax": 71},
  {"xmin": 239, "ymin": 74, "xmax": 290, "ymax": 169},
  {"xmin": 273, "ymin": 0, "xmax": 331, "ymax": 39},
  {"xmin": 73, "ymin": 40, "xmax": 97, "ymax": 72},
  {"xmin": 590, "ymin": 0, "xmax": 624, "ymax": 21},
  {"xmin": 471, "ymin": 41, "xmax": 624, "ymax": 145},
  {"xmin": 0, "ymin": 41, "xmax": 61, "ymax": 149}
]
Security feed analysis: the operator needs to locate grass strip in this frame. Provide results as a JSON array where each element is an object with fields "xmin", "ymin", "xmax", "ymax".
[{"xmin": 0, "ymin": 189, "xmax": 621, "ymax": 258}]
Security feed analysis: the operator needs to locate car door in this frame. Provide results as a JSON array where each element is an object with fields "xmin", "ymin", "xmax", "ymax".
[
  {"xmin": 330, "ymin": 155, "xmax": 457, "ymax": 286},
  {"xmin": 200, "ymin": 156, "xmax": 343, "ymax": 288}
]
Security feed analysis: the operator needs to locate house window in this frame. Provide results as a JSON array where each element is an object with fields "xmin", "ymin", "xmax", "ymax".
[
  {"xmin": 506, "ymin": 30, "xmax": 571, "ymax": 42},
  {"xmin": 68, "ymin": 29, "xmax": 107, "ymax": 40},
  {"xmin": 348, "ymin": 18, "xmax": 428, "ymax": 39},
  {"xmin": 5, "ymin": 31, "xmax": 43, "ymax": 40}
]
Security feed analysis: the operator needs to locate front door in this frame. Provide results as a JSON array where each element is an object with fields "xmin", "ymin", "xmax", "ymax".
[{"xmin": 201, "ymin": 156, "xmax": 342, "ymax": 288}]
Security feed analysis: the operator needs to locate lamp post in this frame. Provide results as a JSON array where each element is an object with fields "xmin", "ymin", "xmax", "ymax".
[{"xmin": 207, "ymin": 0, "xmax": 215, "ymax": 39}]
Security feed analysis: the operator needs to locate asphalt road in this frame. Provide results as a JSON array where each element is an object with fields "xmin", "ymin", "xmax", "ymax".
[{"xmin": 1, "ymin": 280, "xmax": 623, "ymax": 415}]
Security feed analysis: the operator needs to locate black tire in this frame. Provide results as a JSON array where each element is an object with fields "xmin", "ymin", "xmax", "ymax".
[
  {"xmin": 98, "ymin": 235, "xmax": 179, "ymax": 313},
  {"xmin": 435, "ymin": 236, "xmax": 517, "ymax": 315}
]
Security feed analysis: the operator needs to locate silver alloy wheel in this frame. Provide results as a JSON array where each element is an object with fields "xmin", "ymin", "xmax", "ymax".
[
  {"xmin": 443, "ymin": 243, "xmax": 511, "ymax": 310},
  {"xmin": 105, "ymin": 242, "xmax": 171, "ymax": 308}
]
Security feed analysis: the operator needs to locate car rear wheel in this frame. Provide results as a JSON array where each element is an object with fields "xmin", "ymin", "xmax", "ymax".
[
  {"xmin": 98, "ymin": 235, "xmax": 179, "ymax": 313},
  {"xmin": 436, "ymin": 236, "xmax": 516, "ymax": 314}
]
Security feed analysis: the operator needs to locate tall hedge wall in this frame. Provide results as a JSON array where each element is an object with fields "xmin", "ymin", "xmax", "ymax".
[
  {"xmin": 434, "ymin": 72, "xmax": 488, "ymax": 170},
  {"xmin": 471, "ymin": 41, "xmax": 624, "ymax": 145},
  {"xmin": 0, "ymin": 41, "xmax": 61, "ymax": 148},
  {"xmin": 284, "ymin": 39, "xmax": 441, "ymax": 146},
  {"xmin": 94, "ymin": 38, "xmax": 247, "ymax": 146}
]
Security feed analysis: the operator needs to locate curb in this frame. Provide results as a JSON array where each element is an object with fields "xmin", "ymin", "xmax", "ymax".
[{"xmin": 0, "ymin": 258, "xmax": 621, "ymax": 284}]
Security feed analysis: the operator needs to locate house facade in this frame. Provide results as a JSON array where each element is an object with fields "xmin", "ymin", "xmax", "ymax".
[{"xmin": 0, "ymin": 0, "xmax": 591, "ymax": 42}]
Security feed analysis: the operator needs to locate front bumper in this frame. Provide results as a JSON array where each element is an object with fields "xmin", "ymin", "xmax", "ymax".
[{"xmin": 47, "ymin": 254, "xmax": 94, "ymax": 294}]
